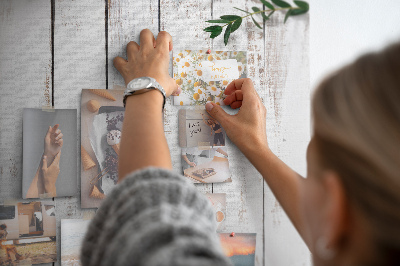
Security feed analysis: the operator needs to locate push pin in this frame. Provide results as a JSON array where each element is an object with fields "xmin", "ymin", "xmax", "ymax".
[
  {"xmin": 230, "ymin": 232, "xmax": 235, "ymax": 237},
  {"xmin": 206, "ymin": 49, "xmax": 211, "ymax": 54}
]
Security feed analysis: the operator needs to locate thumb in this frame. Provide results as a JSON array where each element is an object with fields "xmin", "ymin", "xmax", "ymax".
[
  {"xmin": 205, "ymin": 102, "xmax": 231, "ymax": 127},
  {"xmin": 52, "ymin": 152, "xmax": 61, "ymax": 167},
  {"xmin": 42, "ymin": 156, "xmax": 48, "ymax": 171}
]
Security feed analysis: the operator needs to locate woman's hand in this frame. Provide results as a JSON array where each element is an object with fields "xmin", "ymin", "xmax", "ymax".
[
  {"xmin": 41, "ymin": 152, "xmax": 61, "ymax": 198},
  {"xmin": 113, "ymin": 29, "xmax": 180, "ymax": 97},
  {"xmin": 205, "ymin": 78, "xmax": 268, "ymax": 156},
  {"xmin": 44, "ymin": 124, "xmax": 63, "ymax": 165}
]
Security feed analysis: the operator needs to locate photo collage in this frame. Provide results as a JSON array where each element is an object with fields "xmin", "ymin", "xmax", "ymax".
[{"xmin": 1, "ymin": 49, "xmax": 256, "ymax": 266}]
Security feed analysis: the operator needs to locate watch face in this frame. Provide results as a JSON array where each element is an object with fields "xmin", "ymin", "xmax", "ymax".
[{"xmin": 130, "ymin": 77, "xmax": 151, "ymax": 90}]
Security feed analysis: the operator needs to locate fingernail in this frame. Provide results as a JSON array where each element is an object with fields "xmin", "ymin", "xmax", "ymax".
[
  {"xmin": 177, "ymin": 86, "xmax": 182, "ymax": 94},
  {"xmin": 43, "ymin": 156, "xmax": 47, "ymax": 159},
  {"xmin": 205, "ymin": 102, "xmax": 214, "ymax": 111}
]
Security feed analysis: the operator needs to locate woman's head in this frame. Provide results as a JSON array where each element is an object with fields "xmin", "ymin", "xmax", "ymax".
[
  {"xmin": 0, "ymin": 224, "xmax": 7, "ymax": 230},
  {"xmin": 303, "ymin": 43, "xmax": 400, "ymax": 265}
]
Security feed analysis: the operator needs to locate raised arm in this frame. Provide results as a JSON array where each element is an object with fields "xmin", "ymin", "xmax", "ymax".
[
  {"xmin": 113, "ymin": 30, "xmax": 179, "ymax": 181},
  {"xmin": 205, "ymin": 78, "xmax": 309, "ymax": 247}
]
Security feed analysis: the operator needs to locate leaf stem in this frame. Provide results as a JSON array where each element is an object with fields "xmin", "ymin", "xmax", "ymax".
[{"xmin": 220, "ymin": 6, "xmax": 302, "ymax": 29}]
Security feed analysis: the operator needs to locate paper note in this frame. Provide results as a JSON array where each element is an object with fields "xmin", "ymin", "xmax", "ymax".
[{"xmin": 173, "ymin": 50, "xmax": 247, "ymax": 105}]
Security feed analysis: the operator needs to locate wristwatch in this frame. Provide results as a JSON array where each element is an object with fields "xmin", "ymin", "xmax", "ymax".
[{"xmin": 123, "ymin": 77, "xmax": 166, "ymax": 109}]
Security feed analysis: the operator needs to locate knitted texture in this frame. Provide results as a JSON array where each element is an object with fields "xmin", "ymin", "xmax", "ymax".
[{"xmin": 81, "ymin": 167, "xmax": 232, "ymax": 266}]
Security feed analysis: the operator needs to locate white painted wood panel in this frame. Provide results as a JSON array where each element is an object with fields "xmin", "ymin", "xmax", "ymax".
[
  {"xmin": 160, "ymin": 0, "xmax": 214, "ymax": 194},
  {"xmin": 212, "ymin": 0, "xmax": 265, "ymax": 265},
  {"xmin": 0, "ymin": 0, "xmax": 52, "ymax": 200},
  {"xmin": 53, "ymin": 0, "xmax": 106, "ymax": 264},
  {"xmin": 107, "ymin": 0, "xmax": 159, "ymax": 88},
  {"xmin": 264, "ymin": 10, "xmax": 311, "ymax": 266}
]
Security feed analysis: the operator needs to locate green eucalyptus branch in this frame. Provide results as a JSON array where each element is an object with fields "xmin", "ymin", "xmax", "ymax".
[{"xmin": 204, "ymin": 0, "xmax": 309, "ymax": 45}]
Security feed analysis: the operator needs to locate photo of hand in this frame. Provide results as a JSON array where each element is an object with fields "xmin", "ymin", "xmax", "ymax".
[{"xmin": 26, "ymin": 124, "xmax": 63, "ymax": 198}]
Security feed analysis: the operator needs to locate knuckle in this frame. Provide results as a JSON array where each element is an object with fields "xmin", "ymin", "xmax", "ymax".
[{"xmin": 126, "ymin": 41, "xmax": 136, "ymax": 50}]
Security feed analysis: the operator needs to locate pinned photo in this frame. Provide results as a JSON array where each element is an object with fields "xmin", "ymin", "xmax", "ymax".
[
  {"xmin": 173, "ymin": 50, "xmax": 247, "ymax": 105},
  {"xmin": 206, "ymin": 193, "xmax": 226, "ymax": 231},
  {"xmin": 0, "ymin": 202, "xmax": 56, "ymax": 265},
  {"xmin": 182, "ymin": 146, "xmax": 231, "ymax": 183},
  {"xmin": 219, "ymin": 233, "xmax": 256, "ymax": 266},
  {"xmin": 61, "ymin": 219, "xmax": 91, "ymax": 266},
  {"xmin": 178, "ymin": 109, "xmax": 226, "ymax": 148},
  {"xmin": 22, "ymin": 108, "xmax": 77, "ymax": 199},
  {"xmin": 81, "ymin": 89, "xmax": 125, "ymax": 208}
]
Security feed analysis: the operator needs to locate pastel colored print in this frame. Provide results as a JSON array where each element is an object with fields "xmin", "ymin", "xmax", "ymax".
[{"xmin": 173, "ymin": 50, "xmax": 247, "ymax": 105}]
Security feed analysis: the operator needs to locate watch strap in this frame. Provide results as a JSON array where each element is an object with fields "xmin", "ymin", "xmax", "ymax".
[{"xmin": 123, "ymin": 77, "xmax": 166, "ymax": 109}]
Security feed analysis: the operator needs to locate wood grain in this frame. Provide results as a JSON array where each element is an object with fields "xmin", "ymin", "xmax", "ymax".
[
  {"xmin": 107, "ymin": 0, "xmax": 159, "ymax": 88},
  {"xmin": 53, "ymin": 0, "xmax": 106, "ymax": 264},
  {"xmin": 211, "ymin": 1, "xmax": 265, "ymax": 265},
  {"xmin": 160, "ymin": 0, "xmax": 214, "ymax": 194},
  {"xmin": 264, "ymin": 10, "xmax": 311, "ymax": 266},
  {"xmin": 0, "ymin": 0, "xmax": 311, "ymax": 265},
  {"xmin": 0, "ymin": 0, "xmax": 52, "ymax": 202}
]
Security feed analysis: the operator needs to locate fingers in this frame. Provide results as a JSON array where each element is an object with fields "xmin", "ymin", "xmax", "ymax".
[
  {"xmin": 52, "ymin": 152, "xmax": 61, "ymax": 166},
  {"xmin": 223, "ymin": 90, "xmax": 243, "ymax": 108},
  {"xmin": 55, "ymin": 133, "xmax": 63, "ymax": 141},
  {"xmin": 45, "ymin": 126, "xmax": 52, "ymax": 138},
  {"xmin": 155, "ymin": 31, "xmax": 173, "ymax": 53},
  {"xmin": 139, "ymin": 29, "xmax": 155, "ymax": 52},
  {"xmin": 42, "ymin": 156, "xmax": 48, "ymax": 171},
  {"xmin": 113, "ymin": 56, "xmax": 127, "ymax": 73},
  {"xmin": 126, "ymin": 41, "xmax": 139, "ymax": 61},
  {"xmin": 225, "ymin": 78, "xmax": 258, "ymax": 98},
  {"xmin": 205, "ymin": 102, "xmax": 231, "ymax": 127},
  {"xmin": 52, "ymin": 124, "xmax": 59, "ymax": 133},
  {"xmin": 57, "ymin": 139, "xmax": 64, "ymax": 147},
  {"xmin": 171, "ymin": 85, "xmax": 182, "ymax": 96}
]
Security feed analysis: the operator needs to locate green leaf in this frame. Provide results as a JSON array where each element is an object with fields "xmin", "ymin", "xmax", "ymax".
[
  {"xmin": 261, "ymin": 12, "xmax": 269, "ymax": 21},
  {"xmin": 231, "ymin": 17, "xmax": 242, "ymax": 33},
  {"xmin": 204, "ymin": 25, "xmax": 223, "ymax": 32},
  {"xmin": 284, "ymin": 9, "xmax": 292, "ymax": 23},
  {"xmin": 271, "ymin": 0, "xmax": 291, "ymax": 8},
  {"xmin": 251, "ymin": 16, "xmax": 262, "ymax": 29},
  {"xmin": 224, "ymin": 24, "xmax": 232, "ymax": 46},
  {"xmin": 260, "ymin": 0, "xmax": 275, "ymax": 10},
  {"xmin": 206, "ymin": 19, "xmax": 230, "ymax": 23},
  {"xmin": 294, "ymin": 0, "xmax": 309, "ymax": 11},
  {"xmin": 234, "ymin": 7, "xmax": 250, "ymax": 14},
  {"xmin": 210, "ymin": 26, "xmax": 223, "ymax": 38},
  {"xmin": 267, "ymin": 10, "xmax": 275, "ymax": 18},
  {"xmin": 220, "ymin": 15, "xmax": 241, "ymax": 21},
  {"xmin": 252, "ymin": 6, "xmax": 261, "ymax": 13},
  {"xmin": 291, "ymin": 9, "xmax": 308, "ymax": 15}
]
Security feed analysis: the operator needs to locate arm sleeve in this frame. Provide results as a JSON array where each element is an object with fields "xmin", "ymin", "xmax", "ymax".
[{"xmin": 81, "ymin": 167, "xmax": 232, "ymax": 266}]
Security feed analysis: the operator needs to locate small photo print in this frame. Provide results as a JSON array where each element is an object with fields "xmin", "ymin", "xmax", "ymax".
[
  {"xmin": 23, "ymin": 108, "xmax": 77, "ymax": 199},
  {"xmin": 61, "ymin": 219, "xmax": 91, "ymax": 266},
  {"xmin": 206, "ymin": 193, "xmax": 226, "ymax": 231},
  {"xmin": 219, "ymin": 233, "xmax": 256, "ymax": 266},
  {"xmin": 0, "ymin": 201, "xmax": 57, "ymax": 265},
  {"xmin": 179, "ymin": 109, "xmax": 226, "ymax": 148},
  {"xmin": 182, "ymin": 146, "xmax": 231, "ymax": 183},
  {"xmin": 173, "ymin": 50, "xmax": 247, "ymax": 105},
  {"xmin": 81, "ymin": 89, "xmax": 125, "ymax": 208}
]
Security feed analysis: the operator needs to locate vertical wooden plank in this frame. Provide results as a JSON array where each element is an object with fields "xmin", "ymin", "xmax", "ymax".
[
  {"xmin": 212, "ymin": 1, "xmax": 265, "ymax": 265},
  {"xmin": 53, "ymin": 0, "xmax": 106, "ymax": 264},
  {"xmin": 107, "ymin": 0, "xmax": 159, "ymax": 88},
  {"xmin": 160, "ymin": 0, "xmax": 213, "ymax": 194},
  {"xmin": 0, "ymin": 0, "xmax": 52, "ymax": 200},
  {"xmin": 264, "ymin": 9, "xmax": 312, "ymax": 266}
]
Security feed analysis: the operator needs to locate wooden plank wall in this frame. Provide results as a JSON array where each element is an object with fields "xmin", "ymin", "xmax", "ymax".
[{"xmin": 0, "ymin": 0, "xmax": 310, "ymax": 265}]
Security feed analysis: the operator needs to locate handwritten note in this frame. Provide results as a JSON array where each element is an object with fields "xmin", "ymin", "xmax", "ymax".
[{"xmin": 199, "ymin": 59, "xmax": 239, "ymax": 82}]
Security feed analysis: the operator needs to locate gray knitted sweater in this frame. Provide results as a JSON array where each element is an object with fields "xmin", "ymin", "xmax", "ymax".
[{"xmin": 81, "ymin": 167, "xmax": 232, "ymax": 266}]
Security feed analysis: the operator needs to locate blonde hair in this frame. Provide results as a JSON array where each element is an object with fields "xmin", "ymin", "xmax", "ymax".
[{"xmin": 312, "ymin": 43, "xmax": 400, "ymax": 264}]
